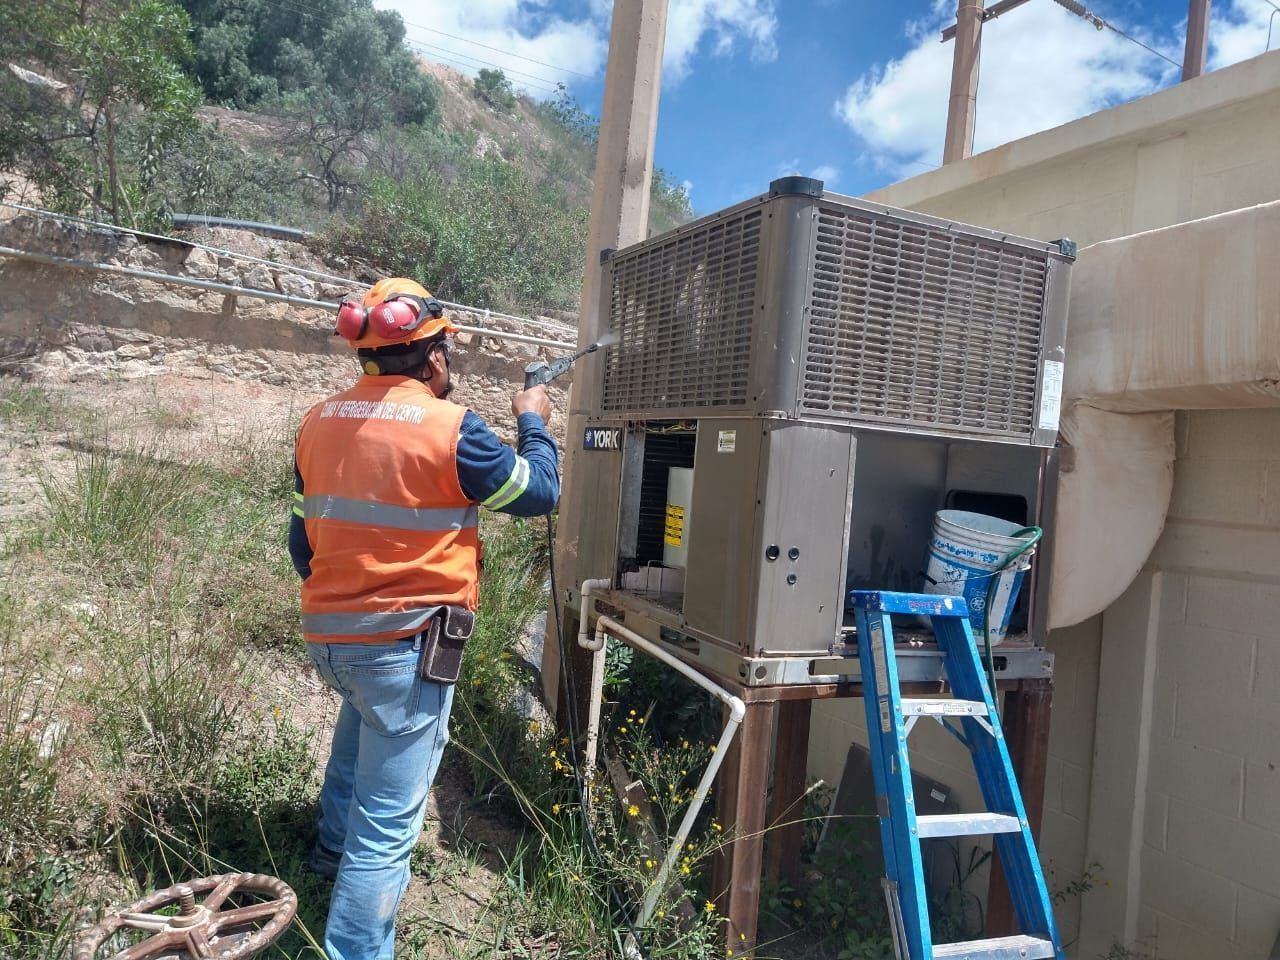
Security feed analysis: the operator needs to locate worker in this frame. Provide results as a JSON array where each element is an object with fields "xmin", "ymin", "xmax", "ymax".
[{"xmin": 289, "ymin": 277, "xmax": 559, "ymax": 960}]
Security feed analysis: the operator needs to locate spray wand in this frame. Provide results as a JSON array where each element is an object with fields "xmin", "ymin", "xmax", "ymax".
[{"xmin": 523, "ymin": 333, "xmax": 618, "ymax": 389}]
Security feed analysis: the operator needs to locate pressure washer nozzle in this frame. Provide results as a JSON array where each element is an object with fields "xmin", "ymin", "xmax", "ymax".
[{"xmin": 522, "ymin": 339, "xmax": 609, "ymax": 389}]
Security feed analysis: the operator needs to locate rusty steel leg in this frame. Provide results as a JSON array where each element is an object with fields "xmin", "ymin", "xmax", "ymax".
[
  {"xmin": 712, "ymin": 698, "xmax": 775, "ymax": 957},
  {"xmin": 987, "ymin": 679, "xmax": 1053, "ymax": 936},
  {"xmin": 764, "ymin": 699, "xmax": 812, "ymax": 890}
]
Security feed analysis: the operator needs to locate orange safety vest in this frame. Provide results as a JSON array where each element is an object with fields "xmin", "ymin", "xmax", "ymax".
[{"xmin": 295, "ymin": 375, "xmax": 479, "ymax": 644}]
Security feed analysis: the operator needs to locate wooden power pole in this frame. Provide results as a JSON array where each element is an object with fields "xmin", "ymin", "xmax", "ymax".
[
  {"xmin": 943, "ymin": 0, "xmax": 985, "ymax": 163},
  {"xmin": 1182, "ymin": 0, "xmax": 1212, "ymax": 80}
]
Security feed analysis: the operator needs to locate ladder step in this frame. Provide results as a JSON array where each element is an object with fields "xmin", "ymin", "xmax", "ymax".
[
  {"xmin": 901, "ymin": 698, "xmax": 988, "ymax": 717},
  {"xmin": 932, "ymin": 934, "xmax": 1056, "ymax": 959},
  {"xmin": 916, "ymin": 813, "xmax": 1021, "ymax": 838}
]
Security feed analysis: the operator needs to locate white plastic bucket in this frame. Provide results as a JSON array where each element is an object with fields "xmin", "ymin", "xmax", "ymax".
[{"xmin": 922, "ymin": 510, "xmax": 1037, "ymax": 646}]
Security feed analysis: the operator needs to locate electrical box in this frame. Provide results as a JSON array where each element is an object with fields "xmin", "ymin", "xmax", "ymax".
[{"xmin": 572, "ymin": 178, "xmax": 1074, "ymax": 684}]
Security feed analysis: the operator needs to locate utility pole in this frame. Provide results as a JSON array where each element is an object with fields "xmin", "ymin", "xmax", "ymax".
[
  {"xmin": 1182, "ymin": 0, "xmax": 1211, "ymax": 80},
  {"xmin": 542, "ymin": 0, "xmax": 668, "ymax": 710},
  {"xmin": 943, "ymin": 0, "xmax": 985, "ymax": 163}
]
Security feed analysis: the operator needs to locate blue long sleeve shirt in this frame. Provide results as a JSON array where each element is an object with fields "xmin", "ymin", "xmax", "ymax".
[{"xmin": 289, "ymin": 409, "xmax": 559, "ymax": 580}]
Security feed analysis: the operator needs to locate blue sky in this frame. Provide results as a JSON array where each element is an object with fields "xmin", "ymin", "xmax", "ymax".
[{"xmin": 383, "ymin": 0, "xmax": 1280, "ymax": 214}]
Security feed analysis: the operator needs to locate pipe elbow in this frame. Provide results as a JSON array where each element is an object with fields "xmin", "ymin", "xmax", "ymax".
[
  {"xmin": 727, "ymin": 698, "xmax": 746, "ymax": 724},
  {"xmin": 577, "ymin": 579, "xmax": 612, "ymax": 650}
]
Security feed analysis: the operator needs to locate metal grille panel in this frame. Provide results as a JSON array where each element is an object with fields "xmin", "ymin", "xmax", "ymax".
[
  {"xmin": 601, "ymin": 210, "xmax": 762, "ymax": 412},
  {"xmin": 801, "ymin": 207, "xmax": 1046, "ymax": 438}
]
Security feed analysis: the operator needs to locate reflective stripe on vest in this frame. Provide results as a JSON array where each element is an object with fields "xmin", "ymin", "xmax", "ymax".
[
  {"xmin": 303, "ymin": 605, "xmax": 441, "ymax": 638},
  {"xmin": 304, "ymin": 495, "xmax": 478, "ymax": 532}
]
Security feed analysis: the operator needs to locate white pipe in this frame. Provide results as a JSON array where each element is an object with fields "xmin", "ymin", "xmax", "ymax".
[
  {"xmin": 577, "ymin": 579, "xmax": 613, "ymax": 781},
  {"xmin": 593, "ymin": 616, "xmax": 746, "ymax": 950},
  {"xmin": 1, "ymin": 201, "xmax": 577, "ymax": 336},
  {"xmin": 0, "ymin": 245, "xmax": 575, "ymax": 353}
]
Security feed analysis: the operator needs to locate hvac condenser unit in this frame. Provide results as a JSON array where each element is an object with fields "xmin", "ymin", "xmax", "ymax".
[{"xmin": 573, "ymin": 178, "xmax": 1075, "ymax": 684}]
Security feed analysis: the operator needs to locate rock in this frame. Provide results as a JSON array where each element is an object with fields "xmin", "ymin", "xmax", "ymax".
[
  {"xmin": 276, "ymin": 272, "xmax": 316, "ymax": 300},
  {"xmin": 120, "ymin": 360, "xmax": 152, "ymax": 380},
  {"xmin": 317, "ymin": 282, "xmax": 351, "ymax": 301},
  {"xmin": 116, "ymin": 343, "xmax": 152, "ymax": 360},
  {"xmin": 36, "ymin": 720, "xmax": 66, "ymax": 760},
  {"xmin": 184, "ymin": 246, "xmax": 219, "ymax": 279},
  {"xmin": 76, "ymin": 332, "xmax": 113, "ymax": 352},
  {"xmin": 126, "ymin": 244, "xmax": 164, "ymax": 269},
  {"xmin": 243, "ymin": 264, "xmax": 274, "ymax": 291}
]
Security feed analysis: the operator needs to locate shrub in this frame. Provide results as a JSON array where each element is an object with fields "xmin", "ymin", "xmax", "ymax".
[{"xmin": 474, "ymin": 69, "xmax": 516, "ymax": 111}]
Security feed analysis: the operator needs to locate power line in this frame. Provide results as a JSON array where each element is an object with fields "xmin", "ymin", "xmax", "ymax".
[
  {"xmin": 1048, "ymin": 0, "xmax": 1183, "ymax": 70},
  {"xmin": 403, "ymin": 37, "xmax": 563, "ymax": 91},
  {"xmin": 250, "ymin": 0, "xmax": 570, "ymax": 92},
  {"xmin": 373, "ymin": 5, "xmax": 595, "ymax": 80}
]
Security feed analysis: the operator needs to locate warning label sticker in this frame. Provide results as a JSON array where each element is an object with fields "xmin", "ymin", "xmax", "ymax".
[
  {"xmin": 869, "ymin": 621, "xmax": 892, "ymax": 734},
  {"xmin": 1038, "ymin": 360, "xmax": 1065, "ymax": 433},
  {"xmin": 663, "ymin": 504, "xmax": 685, "ymax": 547},
  {"xmin": 717, "ymin": 430, "xmax": 736, "ymax": 453}
]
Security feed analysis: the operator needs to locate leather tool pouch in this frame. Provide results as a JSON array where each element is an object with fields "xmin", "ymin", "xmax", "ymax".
[{"xmin": 417, "ymin": 606, "xmax": 476, "ymax": 685}]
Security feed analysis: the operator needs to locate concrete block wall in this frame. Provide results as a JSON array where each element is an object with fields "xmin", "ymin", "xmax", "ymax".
[{"xmin": 1133, "ymin": 410, "xmax": 1280, "ymax": 959}]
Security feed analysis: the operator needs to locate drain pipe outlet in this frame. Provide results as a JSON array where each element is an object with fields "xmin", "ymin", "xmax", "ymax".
[
  {"xmin": 577, "ymin": 580, "xmax": 613, "ymax": 783},
  {"xmin": 593, "ymin": 616, "xmax": 746, "ymax": 951}
]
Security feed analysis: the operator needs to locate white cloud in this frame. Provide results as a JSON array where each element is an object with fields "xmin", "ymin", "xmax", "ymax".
[
  {"xmin": 379, "ymin": 0, "xmax": 606, "ymax": 95},
  {"xmin": 811, "ymin": 164, "xmax": 839, "ymax": 186},
  {"xmin": 379, "ymin": 0, "xmax": 777, "ymax": 96},
  {"xmin": 835, "ymin": 0, "xmax": 1183, "ymax": 176},
  {"xmin": 772, "ymin": 159, "xmax": 839, "ymax": 187},
  {"xmin": 1209, "ymin": 0, "xmax": 1280, "ymax": 69},
  {"xmin": 663, "ymin": 0, "xmax": 778, "ymax": 83}
]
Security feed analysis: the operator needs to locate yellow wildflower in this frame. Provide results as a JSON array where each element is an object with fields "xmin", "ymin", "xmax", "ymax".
[
  {"xmin": 552, "ymin": 804, "xmax": 562, "ymax": 815},
  {"xmin": 792, "ymin": 898, "xmax": 803, "ymax": 909},
  {"xmin": 712, "ymin": 821, "xmax": 723, "ymax": 833},
  {"xmin": 704, "ymin": 900, "xmax": 716, "ymax": 914},
  {"xmin": 627, "ymin": 804, "xmax": 639, "ymax": 817},
  {"xmin": 645, "ymin": 859, "xmax": 655, "ymax": 870}
]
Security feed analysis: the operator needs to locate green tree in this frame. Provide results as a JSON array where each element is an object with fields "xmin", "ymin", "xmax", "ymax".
[
  {"xmin": 0, "ymin": 0, "xmax": 201, "ymax": 225},
  {"xmin": 326, "ymin": 157, "xmax": 588, "ymax": 312},
  {"xmin": 474, "ymin": 68, "xmax": 516, "ymax": 111}
]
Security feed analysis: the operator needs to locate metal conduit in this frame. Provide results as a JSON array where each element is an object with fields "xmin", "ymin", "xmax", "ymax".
[
  {"xmin": 0, "ymin": 245, "xmax": 576, "ymax": 353},
  {"xmin": 0, "ymin": 202, "xmax": 578, "ymax": 337}
]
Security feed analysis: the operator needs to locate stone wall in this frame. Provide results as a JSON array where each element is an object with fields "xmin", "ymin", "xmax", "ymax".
[{"xmin": 0, "ymin": 215, "xmax": 575, "ymax": 441}]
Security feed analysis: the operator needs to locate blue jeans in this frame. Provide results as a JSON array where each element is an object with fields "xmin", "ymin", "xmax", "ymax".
[{"xmin": 308, "ymin": 637, "xmax": 455, "ymax": 960}]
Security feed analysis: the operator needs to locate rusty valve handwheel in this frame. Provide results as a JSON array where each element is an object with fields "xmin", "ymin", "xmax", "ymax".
[{"xmin": 73, "ymin": 873, "xmax": 297, "ymax": 960}]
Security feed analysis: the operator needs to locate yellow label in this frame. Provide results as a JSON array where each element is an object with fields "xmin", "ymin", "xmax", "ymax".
[{"xmin": 663, "ymin": 503, "xmax": 685, "ymax": 547}]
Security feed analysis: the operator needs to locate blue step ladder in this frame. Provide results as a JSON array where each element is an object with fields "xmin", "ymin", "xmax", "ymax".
[{"xmin": 849, "ymin": 590, "xmax": 1063, "ymax": 960}]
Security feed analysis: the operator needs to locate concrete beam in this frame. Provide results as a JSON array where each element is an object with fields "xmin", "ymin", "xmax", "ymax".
[
  {"xmin": 1065, "ymin": 199, "xmax": 1280, "ymax": 412},
  {"xmin": 543, "ymin": 0, "xmax": 668, "ymax": 709}
]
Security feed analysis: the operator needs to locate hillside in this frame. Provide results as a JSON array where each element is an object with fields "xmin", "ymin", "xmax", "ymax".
[{"xmin": 0, "ymin": 0, "xmax": 694, "ymax": 317}]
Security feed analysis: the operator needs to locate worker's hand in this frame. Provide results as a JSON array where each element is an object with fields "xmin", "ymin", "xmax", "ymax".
[{"xmin": 512, "ymin": 384, "xmax": 551, "ymax": 424}]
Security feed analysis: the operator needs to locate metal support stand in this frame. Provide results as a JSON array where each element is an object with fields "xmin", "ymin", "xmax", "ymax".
[
  {"xmin": 561, "ymin": 592, "xmax": 1056, "ymax": 957},
  {"xmin": 707, "ymin": 673, "xmax": 1055, "ymax": 957},
  {"xmin": 985, "ymin": 679, "xmax": 1054, "ymax": 937}
]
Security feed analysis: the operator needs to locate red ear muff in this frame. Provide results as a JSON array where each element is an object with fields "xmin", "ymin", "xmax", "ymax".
[
  {"xmin": 367, "ymin": 298, "xmax": 422, "ymax": 341},
  {"xmin": 336, "ymin": 299, "xmax": 368, "ymax": 341}
]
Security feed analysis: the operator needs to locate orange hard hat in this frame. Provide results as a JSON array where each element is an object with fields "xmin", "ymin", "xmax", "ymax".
[{"xmin": 335, "ymin": 277, "xmax": 456, "ymax": 350}]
